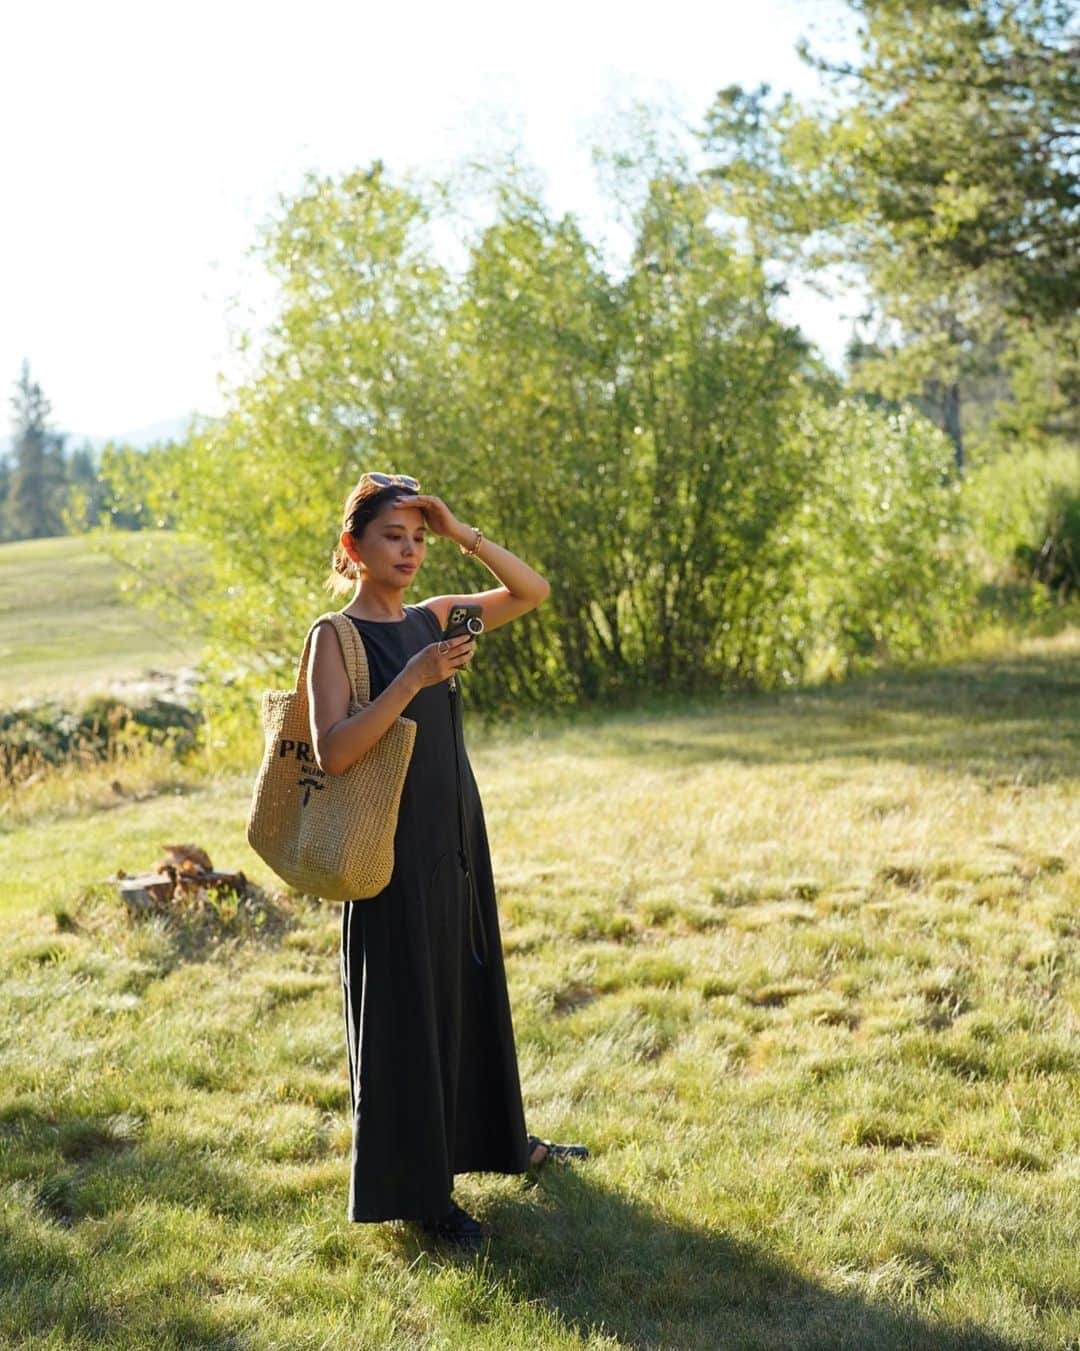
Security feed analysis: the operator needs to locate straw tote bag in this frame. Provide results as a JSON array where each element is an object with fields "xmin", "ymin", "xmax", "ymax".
[{"xmin": 246, "ymin": 611, "xmax": 417, "ymax": 901}]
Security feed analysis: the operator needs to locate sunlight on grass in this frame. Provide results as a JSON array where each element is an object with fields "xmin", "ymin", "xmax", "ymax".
[
  {"xmin": 0, "ymin": 532, "xmax": 207, "ymax": 703},
  {"xmin": 1, "ymin": 626, "xmax": 1077, "ymax": 1347}
]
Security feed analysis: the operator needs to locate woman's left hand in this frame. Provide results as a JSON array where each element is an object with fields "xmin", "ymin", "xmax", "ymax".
[{"xmin": 395, "ymin": 493, "xmax": 461, "ymax": 540}]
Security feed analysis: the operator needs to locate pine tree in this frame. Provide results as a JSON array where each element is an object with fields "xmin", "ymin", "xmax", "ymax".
[
  {"xmin": 0, "ymin": 453, "xmax": 10, "ymax": 542},
  {"xmin": 5, "ymin": 360, "xmax": 66, "ymax": 539},
  {"xmin": 698, "ymin": 0, "xmax": 1080, "ymax": 463},
  {"xmin": 65, "ymin": 441, "xmax": 104, "ymax": 528}
]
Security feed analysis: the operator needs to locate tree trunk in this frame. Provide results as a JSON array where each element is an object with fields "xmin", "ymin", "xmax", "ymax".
[{"xmin": 943, "ymin": 381, "xmax": 964, "ymax": 474}]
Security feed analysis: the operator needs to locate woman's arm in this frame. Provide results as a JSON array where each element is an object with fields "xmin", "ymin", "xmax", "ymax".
[
  {"xmin": 450, "ymin": 523, "xmax": 550, "ymax": 603},
  {"xmin": 307, "ymin": 624, "xmax": 422, "ymax": 776},
  {"xmin": 401, "ymin": 492, "xmax": 551, "ymax": 633}
]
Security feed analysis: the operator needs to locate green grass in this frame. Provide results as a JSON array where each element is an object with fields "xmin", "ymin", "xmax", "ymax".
[
  {"xmin": 0, "ymin": 533, "xmax": 207, "ymax": 704},
  {"xmin": 1, "ymin": 623, "xmax": 1077, "ymax": 1347}
]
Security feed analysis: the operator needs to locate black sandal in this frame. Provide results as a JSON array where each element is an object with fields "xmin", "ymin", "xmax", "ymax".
[{"xmin": 527, "ymin": 1133, "xmax": 590, "ymax": 1168}]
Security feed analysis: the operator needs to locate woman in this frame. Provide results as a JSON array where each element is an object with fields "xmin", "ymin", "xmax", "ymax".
[{"xmin": 307, "ymin": 471, "xmax": 587, "ymax": 1250}]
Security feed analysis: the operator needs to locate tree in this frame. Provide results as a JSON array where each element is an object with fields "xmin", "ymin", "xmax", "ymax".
[
  {"xmin": 0, "ymin": 454, "xmax": 9, "ymax": 539},
  {"xmin": 63, "ymin": 440, "xmax": 106, "ymax": 529},
  {"xmin": 698, "ymin": 0, "xmax": 1080, "ymax": 463},
  {"xmin": 803, "ymin": 1, "xmax": 1078, "ymax": 319},
  {"xmin": 5, "ymin": 360, "xmax": 67, "ymax": 539},
  {"xmin": 98, "ymin": 148, "xmax": 975, "ymax": 727}
]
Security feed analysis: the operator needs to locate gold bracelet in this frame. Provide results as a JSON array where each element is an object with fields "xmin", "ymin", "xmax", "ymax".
[{"xmin": 459, "ymin": 526, "xmax": 483, "ymax": 557}]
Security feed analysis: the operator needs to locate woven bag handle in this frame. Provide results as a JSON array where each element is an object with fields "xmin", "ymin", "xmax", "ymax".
[{"xmin": 291, "ymin": 611, "xmax": 372, "ymax": 713}]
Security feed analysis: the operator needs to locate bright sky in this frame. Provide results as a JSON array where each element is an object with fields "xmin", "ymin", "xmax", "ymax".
[{"xmin": 1, "ymin": 0, "xmax": 855, "ymax": 445}]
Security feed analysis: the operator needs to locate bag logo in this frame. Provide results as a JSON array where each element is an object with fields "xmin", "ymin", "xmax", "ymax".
[{"xmin": 278, "ymin": 739, "xmax": 326, "ymax": 806}]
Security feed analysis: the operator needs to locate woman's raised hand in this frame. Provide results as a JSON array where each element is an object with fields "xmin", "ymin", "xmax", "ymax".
[
  {"xmin": 405, "ymin": 633, "xmax": 476, "ymax": 690},
  {"xmin": 395, "ymin": 493, "xmax": 460, "ymax": 539}
]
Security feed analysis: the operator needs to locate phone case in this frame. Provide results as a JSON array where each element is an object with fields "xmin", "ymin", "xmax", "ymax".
[{"xmin": 442, "ymin": 604, "xmax": 484, "ymax": 640}]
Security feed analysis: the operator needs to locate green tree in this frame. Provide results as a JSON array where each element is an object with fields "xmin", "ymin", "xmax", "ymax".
[
  {"xmin": 698, "ymin": 0, "xmax": 1080, "ymax": 463},
  {"xmin": 62, "ymin": 440, "xmax": 106, "ymax": 530},
  {"xmin": 0, "ymin": 453, "xmax": 9, "ymax": 540},
  {"xmin": 97, "ymin": 162, "xmax": 459, "ymax": 731},
  {"xmin": 5, "ymin": 360, "xmax": 67, "ymax": 539},
  {"xmin": 98, "ymin": 153, "xmax": 977, "ymax": 742}
]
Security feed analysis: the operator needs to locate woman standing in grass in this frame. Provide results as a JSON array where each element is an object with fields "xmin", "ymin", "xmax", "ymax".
[{"xmin": 307, "ymin": 472, "xmax": 587, "ymax": 1249}]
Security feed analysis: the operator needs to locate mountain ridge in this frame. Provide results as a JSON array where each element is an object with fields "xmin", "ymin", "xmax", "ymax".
[{"xmin": 0, "ymin": 412, "xmax": 203, "ymax": 458}]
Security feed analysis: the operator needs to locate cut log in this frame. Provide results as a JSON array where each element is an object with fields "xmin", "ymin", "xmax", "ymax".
[
  {"xmin": 108, "ymin": 858, "xmax": 247, "ymax": 913},
  {"xmin": 115, "ymin": 871, "xmax": 176, "ymax": 911},
  {"xmin": 173, "ymin": 869, "xmax": 247, "ymax": 898},
  {"xmin": 158, "ymin": 843, "xmax": 214, "ymax": 874}
]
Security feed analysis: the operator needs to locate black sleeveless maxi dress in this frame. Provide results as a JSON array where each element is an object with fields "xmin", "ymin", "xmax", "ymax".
[{"xmin": 339, "ymin": 603, "xmax": 532, "ymax": 1222}]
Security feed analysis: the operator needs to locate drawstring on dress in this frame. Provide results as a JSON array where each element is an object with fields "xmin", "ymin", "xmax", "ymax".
[{"xmin": 448, "ymin": 676, "xmax": 489, "ymax": 968}]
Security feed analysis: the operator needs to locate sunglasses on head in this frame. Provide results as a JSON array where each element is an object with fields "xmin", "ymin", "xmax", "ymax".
[{"xmin": 362, "ymin": 472, "xmax": 421, "ymax": 491}]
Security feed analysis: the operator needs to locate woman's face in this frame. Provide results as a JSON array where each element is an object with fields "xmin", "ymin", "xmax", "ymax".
[{"xmin": 347, "ymin": 500, "xmax": 427, "ymax": 587}]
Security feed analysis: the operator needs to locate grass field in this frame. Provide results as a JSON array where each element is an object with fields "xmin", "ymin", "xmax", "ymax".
[
  {"xmin": 0, "ymin": 533, "xmax": 207, "ymax": 704},
  {"xmin": 1, "ymin": 605, "xmax": 1078, "ymax": 1348}
]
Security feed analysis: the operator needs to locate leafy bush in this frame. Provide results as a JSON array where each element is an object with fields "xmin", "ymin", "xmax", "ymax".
[
  {"xmin": 784, "ymin": 398, "xmax": 977, "ymax": 680},
  {"xmin": 1013, "ymin": 483, "xmax": 1080, "ymax": 597},
  {"xmin": 963, "ymin": 442, "xmax": 1080, "ymax": 596},
  {"xmin": 0, "ymin": 695, "xmax": 201, "ymax": 783},
  {"xmin": 96, "ymin": 159, "xmax": 983, "ymax": 746}
]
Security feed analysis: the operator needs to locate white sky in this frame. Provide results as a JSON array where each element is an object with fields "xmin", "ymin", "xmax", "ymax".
[{"xmin": 1, "ymin": 0, "xmax": 857, "ymax": 444}]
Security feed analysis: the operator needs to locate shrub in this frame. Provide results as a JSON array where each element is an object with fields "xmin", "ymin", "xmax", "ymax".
[
  {"xmin": 963, "ymin": 441, "xmax": 1080, "ymax": 596},
  {"xmin": 0, "ymin": 695, "xmax": 201, "ymax": 783}
]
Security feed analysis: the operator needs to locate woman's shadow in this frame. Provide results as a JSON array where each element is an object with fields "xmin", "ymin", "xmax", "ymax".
[
  {"xmin": 436, "ymin": 1166, "xmax": 1029, "ymax": 1351},
  {"xmin": 3, "ymin": 1100, "xmax": 1033, "ymax": 1348}
]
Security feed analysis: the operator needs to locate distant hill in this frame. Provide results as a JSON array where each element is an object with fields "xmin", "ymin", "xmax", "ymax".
[
  {"xmin": 0, "ymin": 412, "xmax": 204, "ymax": 459},
  {"xmin": 0, "ymin": 532, "xmax": 209, "ymax": 704}
]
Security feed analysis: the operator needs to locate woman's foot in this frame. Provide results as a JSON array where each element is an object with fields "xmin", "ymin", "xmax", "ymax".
[
  {"xmin": 418, "ymin": 1201, "xmax": 487, "ymax": 1250},
  {"xmin": 528, "ymin": 1133, "xmax": 590, "ymax": 1168}
]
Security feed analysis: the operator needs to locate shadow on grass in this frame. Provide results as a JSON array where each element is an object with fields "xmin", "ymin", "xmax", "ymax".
[
  {"xmin": 0, "ymin": 1102, "xmax": 272, "ymax": 1348},
  {"xmin": 55, "ymin": 878, "xmax": 309, "ymax": 968},
  {"xmin": 1, "ymin": 1104, "xmax": 268, "ymax": 1229},
  {"xmin": 467, "ymin": 1168, "xmax": 1030, "ymax": 1351},
  {"xmin": 0, "ymin": 1101, "xmax": 1036, "ymax": 1350},
  {"xmin": 575, "ymin": 638, "xmax": 1080, "ymax": 785}
]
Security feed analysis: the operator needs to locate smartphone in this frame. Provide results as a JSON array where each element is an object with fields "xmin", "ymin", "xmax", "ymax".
[
  {"xmin": 442, "ymin": 603, "xmax": 484, "ymax": 693},
  {"xmin": 441, "ymin": 603, "xmax": 485, "ymax": 641}
]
